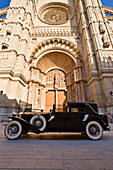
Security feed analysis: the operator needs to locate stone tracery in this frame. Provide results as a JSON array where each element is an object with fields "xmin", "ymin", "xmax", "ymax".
[{"xmin": 38, "ymin": 2, "xmax": 74, "ymax": 25}]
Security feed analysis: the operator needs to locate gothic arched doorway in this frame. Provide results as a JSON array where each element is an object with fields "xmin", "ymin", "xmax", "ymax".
[
  {"xmin": 28, "ymin": 51, "xmax": 86, "ymax": 112},
  {"xmin": 45, "ymin": 69, "xmax": 67, "ymax": 112}
]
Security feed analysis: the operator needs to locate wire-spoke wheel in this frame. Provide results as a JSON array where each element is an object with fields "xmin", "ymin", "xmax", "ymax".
[
  {"xmin": 86, "ymin": 121, "xmax": 103, "ymax": 140},
  {"xmin": 30, "ymin": 115, "xmax": 46, "ymax": 131},
  {"xmin": 4, "ymin": 121, "xmax": 22, "ymax": 140}
]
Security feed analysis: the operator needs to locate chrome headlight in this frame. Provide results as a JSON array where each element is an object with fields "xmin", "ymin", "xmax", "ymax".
[{"xmin": 12, "ymin": 112, "xmax": 18, "ymax": 116}]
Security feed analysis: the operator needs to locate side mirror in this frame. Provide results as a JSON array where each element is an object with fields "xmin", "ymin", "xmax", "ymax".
[{"xmin": 50, "ymin": 109, "xmax": 52, "ymax": 112}]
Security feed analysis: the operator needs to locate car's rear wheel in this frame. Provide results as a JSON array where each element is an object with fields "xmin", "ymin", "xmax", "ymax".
[
  {"xmin": 86, "ymin": 121, "xmax": 103, "ymax": 140},
  {"xmin": 4, "ymin": 121, "xmax": 22, "ymax": 140},
  {"xmin": 30, "ymin": 115, "xmax": 46, "ymax": 131}
]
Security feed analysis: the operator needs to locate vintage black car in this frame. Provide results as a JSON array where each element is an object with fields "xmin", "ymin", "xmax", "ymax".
[{"xmin": 4, "ymin": 102, "xmax": 110, "ymax": 140}]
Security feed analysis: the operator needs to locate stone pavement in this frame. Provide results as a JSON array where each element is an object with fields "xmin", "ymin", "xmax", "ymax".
[{"xmin": 0, "ymin": 123, "xmax": 113, "ymax": 170}]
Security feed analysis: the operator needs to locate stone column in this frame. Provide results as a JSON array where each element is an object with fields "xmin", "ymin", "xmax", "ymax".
[{"xmin": 78, "ymin": 0, "xmax": 97, "ymax": 71}]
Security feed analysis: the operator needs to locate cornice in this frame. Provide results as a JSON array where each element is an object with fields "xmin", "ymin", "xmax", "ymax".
[
  {"xmin": 31, "ymin": 27, "xmax": 80, "ymax": 38},
  {"xmin": 0, "ymin": 18, "xmax": 5, "ymax": 22},
  {"xmin": 0, "ymin": 69, "xmax": 28, "ymax": 85},
  {"xmin": 0, "ymin": 7, "xmax": 9, "ymax": 17},
  {"xmin": 0, "ymin": 7, "xmax": 9, "ymax": 12},
  {"xmin": 106, "ymin": 16, "xmax": 113, "ymax": 21},
  {"xmin": 103, "ymin": 5, "xmax": 113, "ymax": 15}
]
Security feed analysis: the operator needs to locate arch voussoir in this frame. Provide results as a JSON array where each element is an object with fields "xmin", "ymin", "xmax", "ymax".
[{"xmin": 30, "ymin": 38, "xmax": 82, "ymax": 61}]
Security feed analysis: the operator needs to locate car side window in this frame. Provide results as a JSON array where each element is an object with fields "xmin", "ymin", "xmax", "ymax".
[
  {"xmin": 78, "ymin": 107, "xmax": 85, "ymax": 112},
  {"xmin": 71, "ymin": 108, "xmax": 78, "ymax": 112},
  {"xmin": 70, "ymin": 106, "xmax": 85, "ymax": 112}
]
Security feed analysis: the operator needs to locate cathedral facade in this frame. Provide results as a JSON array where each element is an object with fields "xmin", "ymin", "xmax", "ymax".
[{"xmin": 0, "ymin": 0, "xmax": 113, "ymax": 121}]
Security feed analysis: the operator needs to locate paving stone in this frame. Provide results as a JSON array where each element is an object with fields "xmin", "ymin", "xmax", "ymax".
[
  {"xmin": 89, "ymin": 159, "xmax": 113, "ymax": 170},
  {"xmin": 0, "ymin": 169, "xmax": 18, "ymax": 170},
  {"xmin": 7, "ymin": 159, "xmax": 37, "ymax": 169},
  {"xmin": 0, "ymin": 169, "xmax": 54, "ymax": 170},
  {"xmin": 0, "ymin": 163, "xmax": 10, "ymax": 168},
  {"xmin": 64, "ymin": 160, "xmax": 94, "ymax": 170},
  {"xmin": 41, "ymin": 151, "xmax": 63, "ymax": 156},
  {"xmin": 52, "ymin": 155, "xmax": 76, "ymax": 160},
  {"xmin": 27, "ymin": 155, "xmax": 52, "ymax": 159},
  {"xmin": 0, "ymin": 159, "xmax": 13, "ymax": 163},
  {"xmin": 62, "ymin": 151, "xmax": 84, "ymax": 156},
  {"xmin": 35, "ymin": 160, "xmax": 64, "ymax": 169},
  {"xmin": 0, "ymin": 123, "xmax": 113, "ymax": 170}
]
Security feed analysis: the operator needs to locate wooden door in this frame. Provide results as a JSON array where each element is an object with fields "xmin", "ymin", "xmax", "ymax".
[
  {"xmin": 45, "ymin": 90, "xmax": 55, "ymax": 112},
  {"xmin": 45, "ymin": 90, "xmax": 67, "ymax": 112}
]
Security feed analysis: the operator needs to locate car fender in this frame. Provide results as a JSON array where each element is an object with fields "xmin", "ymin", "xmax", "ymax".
[
  {"xmin": 8, "ymin": 116, "xmax": 41, "ymax": 133},
  {"xmin": 83, "ymin": 116, "xmax": 107, "ymax": 131}
]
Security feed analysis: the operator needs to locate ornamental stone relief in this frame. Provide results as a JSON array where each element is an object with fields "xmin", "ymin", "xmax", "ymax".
[
  {"xmin": 46, "ymin": 69, "xmax": 66, "ymax": 87},
  {"xmin": 38, "ymin": 2, "xmax": 73, "ymax": 25},
  {"xmin": 43, "ymin": 8, "xmax": 68, "ymax": 25}
]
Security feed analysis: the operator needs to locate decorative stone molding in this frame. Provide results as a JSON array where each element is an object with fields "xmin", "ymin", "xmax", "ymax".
[
  {"xmin": 0, "ymin": 69, "xmax": 28, "ymax": 85},
  {"xmin": 0, "ymin": 18, "xmax": 5, "ymax": 22},
  {"xmin": 38, "ymin": 2, "xmax": 74, "ymax": 25},
  {"xmin": 0, "ymin": 53, "xmax": 8, "ymax": 61},
  {"xmin": 35, "ymin": 52, "xmax": 76, "ymax": 73},
  {"xmin": 31, "ymin": 28, "xmax": 79, "ymax": 38},
  {"xmin": 30, "ymin": 38, "xmax": 81, "ymax": 60},
  {"xmin": 103, "ymin": 6, "xmax": 113, "ymax": 16},
  {"xmin": 99, "ymin": 23, "xmax": 105, "ymax": 34},
  {"xmin": 7, "ymin": 7, "xmax": 34, "ymax": 28},
  {"xmin": 102, "ymin": 51, "xmax": 113, "ymax": 68},
  {"xmin": 1, "ymin": 43, "xmax": 9, "ymax": 50},
  {"xmin": 103, "ymin": 56, "xmax": 113, "ymax": 68},
  {"xmin": 0, "ymin": 7, "xmax": 8, "ymax": 17},
  {"xmin": 102, "ymin": 34, "xmax": 110, "ymax": 48}
]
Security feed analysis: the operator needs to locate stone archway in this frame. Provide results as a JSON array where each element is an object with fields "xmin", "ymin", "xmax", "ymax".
[
  {"xmin": 35, "ymin": 51, "xmax": 76, "ymax": 112},
  {"xmin": 28, "ymin": 49, "xmax": 86, "ymax": 112}
]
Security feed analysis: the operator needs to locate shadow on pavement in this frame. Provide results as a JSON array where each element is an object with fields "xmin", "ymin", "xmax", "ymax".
[{"xmin": 19, "ymin": 133, "xmax": 88, "ymax": 140}]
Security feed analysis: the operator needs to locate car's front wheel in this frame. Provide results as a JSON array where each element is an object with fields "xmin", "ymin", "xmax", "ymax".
[
  {"xmin": 86, "ymin": 121, "xmax": 103, "ymax": 140},
  {"xmin": 4, "ymin": 121, "xmax": 22, "ymax": 140}
]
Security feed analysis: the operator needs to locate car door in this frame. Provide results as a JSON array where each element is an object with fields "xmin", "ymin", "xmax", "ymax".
[
  {"xmin": 65, "ymin": 105, "xmax": 86, "ymax": 132},
  {"xmin": 47, "ymin": 111, "xmax": 72, "ymax": 132},
  {"xmin": 65, "ymin": 111, "xmax": 84, "ymax": 132},
  {"xmin": 47, "ymin": 112, "xmax": 68, "ymax": 132}
]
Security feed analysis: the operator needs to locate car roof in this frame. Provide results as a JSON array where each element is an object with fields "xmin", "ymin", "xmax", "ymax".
[{"xmin": 67, "ymin": 102, "xmax": 98, "ymax": 106}]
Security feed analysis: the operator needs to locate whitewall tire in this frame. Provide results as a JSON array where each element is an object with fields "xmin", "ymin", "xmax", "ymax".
[
  {"xmin": 30, "ymin": 115, "xmax": 46, "ymax": 131},
  {"xmin": 86, "ymin": 121, "xmax": 103, "ymax": 140},
  {"xmin": 4, "ymin": 121, "xmax": 22, "ymax": 140}
]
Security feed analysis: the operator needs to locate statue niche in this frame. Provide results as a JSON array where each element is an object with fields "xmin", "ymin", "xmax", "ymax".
[{"xmin": 46, "ymin": 69, "xmax": 66, "ymax": 88}]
